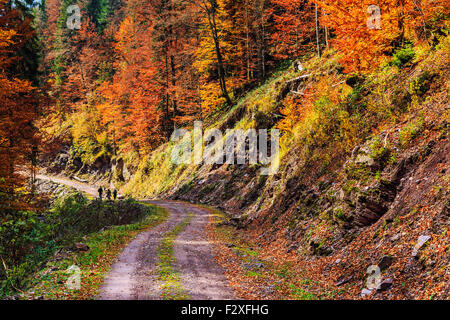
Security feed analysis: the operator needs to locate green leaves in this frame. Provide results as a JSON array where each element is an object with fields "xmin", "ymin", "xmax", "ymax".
[{"xmin": 391, "ymin": 44, "xmax": 416, "ymax": 68}]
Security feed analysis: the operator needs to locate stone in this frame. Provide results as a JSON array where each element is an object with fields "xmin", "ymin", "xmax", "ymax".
[
  {"xmin": 376, "ymin": 278, "xmax": 393, "ymax": 292},
  {"xmin": 355, "ymin": 154, "xmax": 375, "ymax": 167},
  {"xmin": 242, "ymin": 262, "xmax": 264, "ymax": 271},
  {"xmin": 262, "ymin": 285, "xmax": 276, "ymax": 296},
  {"xmin": 361, "ymin": 288, "xmax": 373, "ymax": 297},
  {"xmin": 411, "ymin": 235, "xmax": 431, "ymax": 258},
  {"xmin": 391, "ymin": 233, "xmax": 401, "ymax": 242},
  {"xmin": 288, "ymin": 244, "xmax": 299, "ymax": 253},
  {"xmin": 336, "ymin": 275, "xmax": 353, "ymax": 286}
]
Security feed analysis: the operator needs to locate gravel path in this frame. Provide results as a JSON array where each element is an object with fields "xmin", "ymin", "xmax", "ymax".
[
  {"xmin": 36, "ymin": 174, "xmax": 98, "ymax": 197},
  {"xmin": 36, "ymin": 174, "xmax": 235, "ymax": 300},
  {"xmin": 155, "ymin": 201, "xmax": 235, "ymax": 300},
  {"xmin": 98, "ymin": 201, "xmax": 186, "ymax": 300}
]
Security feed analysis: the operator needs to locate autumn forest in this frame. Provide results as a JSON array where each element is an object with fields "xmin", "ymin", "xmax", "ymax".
[{"xmin": 0, "ymin": 0, "xmax": 449, "ymax": 301}]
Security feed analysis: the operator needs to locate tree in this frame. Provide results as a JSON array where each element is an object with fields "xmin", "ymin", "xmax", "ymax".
[
  {"xmin": 0, "ymin": 0, "xmax": 40, "ymax": 212},
  {"xmin": 316, "ymin": 0, "xmax": 448, "ymax": 73},
  {"xmin": 195, "ymin": 0, "xmax": 233, "ymax": 108},
  {"xmin": 270, "ymin": 0, "xmax": 315, "ymax": 60},
  {"xmin": 97, "ymin": 4, "xmax": 164, "ymax": 154}
]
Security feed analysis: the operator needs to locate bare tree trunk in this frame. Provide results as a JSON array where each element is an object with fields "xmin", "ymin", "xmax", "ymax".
[
  {"xmin": 164, "ymin": 49, "xmax": 173, "ymax": 138},
  {"xmin": 412, "ymin": 0, "xmax": 428, "ymax": 42},
  {"xmin": 323, "ymin": 10, "xmax": 329, "ymax": 49},
  {"xmin": 245, "ymin": 0, "xmax": 250, "ymax": 81},
  {"xmin": 315, "ymin": 3, "xmax": 321, "ymax": 58},
  {"xmin": 170, "ymin": 54, "xmax": 178, "ymax": 129},
  {"xmin": 203, "ymin": 0, "xmax": 232, "ymax": 106}
]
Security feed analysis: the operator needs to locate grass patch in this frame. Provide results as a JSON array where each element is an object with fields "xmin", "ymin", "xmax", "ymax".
[
  {"xmin": 19, "ymin": 203, "xmax": 168, "ymax": 300},
  {"xmin": 289, "ymin": 284, "xmax": 318, "ymax": 300},
  {"xmin": 156, "ymin": 212, "xmax": 194, "ymax": 300}
]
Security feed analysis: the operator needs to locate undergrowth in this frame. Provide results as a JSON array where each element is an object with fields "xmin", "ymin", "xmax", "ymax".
[{"xmin": 0, "ymin": 194, "xmax": 167, "ymax": 299}]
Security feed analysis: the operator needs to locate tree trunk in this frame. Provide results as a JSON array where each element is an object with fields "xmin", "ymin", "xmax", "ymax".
[
  {"xmin": 315, "ymin": 3, "xmax": 321, "ymax": 58},
  {"xmin": 204, "ymin": 0, "xmax": 232, "ymax": 106}
]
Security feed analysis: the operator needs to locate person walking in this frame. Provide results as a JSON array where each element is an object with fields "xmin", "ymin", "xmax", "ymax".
[
  {"xmin": 113, "ymin": 189, "xmax": 117, "ymax": 200},
  {"xmin": 98, "ymin": 187, "xmax": 103, "ymax": 201},
  {"xmin": 106, "ymin": 189, "xmax": 112, "ymax": 200}
]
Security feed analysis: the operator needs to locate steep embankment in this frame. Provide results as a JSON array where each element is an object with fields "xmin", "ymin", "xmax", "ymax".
[
  {"xmin": 42, "ymin": 39, "xmax": 449, "ymax": 299},
  {"xmin": 117, "ymin": 40, "xmax": 449, "ymax": 299}
]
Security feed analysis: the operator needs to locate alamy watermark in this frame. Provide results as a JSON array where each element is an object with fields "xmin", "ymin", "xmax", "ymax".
[
  {"xmin": 367, "ymin": 5, "xmax": 382, "ymax": 30},
  {"xmin": 67, "ymin": 5, "xmax": 81, "ymax": 30},
  {"xmin": 65, "ymin": 265, "xmax": 81, "ymax": 290},
  {"xmin": 66, "ymin": 4, "xmax": 382, "ymax": 31},
  {"xmin": 366, "ymin": 265, "xmax": 381, "ymax": 289},
  {"xmin": 170, "ymin": 122, "xmax": 280, "ymax": 176}
]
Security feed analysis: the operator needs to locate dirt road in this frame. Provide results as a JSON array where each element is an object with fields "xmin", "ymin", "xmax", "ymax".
[
  {"xmin": 36, "ymin": 174, "xmax": 98, "ymax": 197},
  {"xmin": 36, "ymin": 175, "xmax": 235, "ymax": 300}
]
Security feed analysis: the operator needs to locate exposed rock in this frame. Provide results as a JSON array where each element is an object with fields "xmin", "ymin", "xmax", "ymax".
[
  {"xmin": 336, "ymin": 275, "xmax": 353, "ymax": 286},
  {"xmin": 264, "ymin": 286, "xmax": 276, "ymax": 297},
  {"xmin": 361, "ymin": 288, "xmax": 373, "ymax": 297},
  {"xmin": 123, "ymin": 162, "xmax": 131, "ymax": 181},
  {"xmin": 309, "ymin": 239, "xmax": 333, "ymax": 256},
  {"xmin": 288, "ymin": 244, "xmax": 299, "ymax": 253},
  {"xmin": 355, "ymin": 153, "xmax": 375, "ymax": 167},
  {"xmin": 354, "ymin": 179, "xmax": 399, "ymax": 227},
  {"xmin": 218, "ymin": 216, "xmax": 248, "ymax": 229},
  {"xmin": 412, "ymin": 235, "xmax": 431, "ymax": 258},
  {"xmin": 376, "ymin": 278, "xmax": 393, "ymax": 292},
  {"xmin": 242, "ymin": 262, "xmax": 264, "ymax": 271}
]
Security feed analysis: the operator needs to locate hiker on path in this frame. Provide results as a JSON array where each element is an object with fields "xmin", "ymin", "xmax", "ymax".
[
  {"xmin": 113, "ymin": 189, "xmax": 117, "ymax": 200},
  {"xmin": 106, "ymin": 189, "xmax": 112, "ymax": 200},
  {"xmin": 98, "ymin": 187, "xmax": 103, "ymax": 201}
]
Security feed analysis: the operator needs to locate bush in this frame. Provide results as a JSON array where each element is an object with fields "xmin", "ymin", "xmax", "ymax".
[
  {"xmin": 392, "ymin": 45, "xmax": 416, "ymax": 68},
  {"xmin": 49, "ymin": 194, "xmax": 150, "ymax": 242},
  {"xmin": 370, "ymin": 138, "xmax": 391, "ymax": 164},
  {"xmin": 0, "ymin": 193, "xmax": 153, "ymax": 297},
  {"xmin": 409, "ymin": 72, "xmax": 431, "ymax": 97},
  {"xmin": 399, "ymin": 119, "xmax": 425, "ymax": 148}
]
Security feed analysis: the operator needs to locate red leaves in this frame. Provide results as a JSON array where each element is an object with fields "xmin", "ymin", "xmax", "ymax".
[
  {"xmin": 270, "ymin": 0, "xmax": 315, "ymax": 59},
  {"xmin": 0, "ymin": 0, "xmax": 40, "ymax": 211}
]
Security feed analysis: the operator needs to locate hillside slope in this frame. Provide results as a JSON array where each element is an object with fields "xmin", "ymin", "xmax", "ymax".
[
  {"xmin": 118, "ymin": 39, "xmax": 449, "ymax": 299},
  {"xmin": 43, "ymin": 38, "xmax": 449, "ymax": 299}
]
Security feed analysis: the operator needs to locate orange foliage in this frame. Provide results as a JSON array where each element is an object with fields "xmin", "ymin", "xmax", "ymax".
[
  {"xmin": 98, "ymin": 11, "xmax": 163, "ymax": 154},
  {"xmin": 0, "ymin": 0, "xmax": 39, "ymax": 211},
  {"xmin": 317, "ymin": 0, "xmax": 448, "ymax": 73},
  {"xmin": 270, "ymin": 0, "xmax": 315, "ymax": 60}
]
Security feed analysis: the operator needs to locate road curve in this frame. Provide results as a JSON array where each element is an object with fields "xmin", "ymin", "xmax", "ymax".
[{"xmin": 36, "ymin": 174, "xmax": 235, "ymax": 300}]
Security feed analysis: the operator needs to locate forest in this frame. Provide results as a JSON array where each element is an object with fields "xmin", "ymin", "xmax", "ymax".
[{"xmin": 0, "ymin": 0, "xmax": 448, "ymax": 301}]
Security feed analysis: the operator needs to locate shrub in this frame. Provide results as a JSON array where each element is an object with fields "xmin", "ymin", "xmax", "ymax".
[
  {"xmin": 399, "ymin": 119, "xmax": 425, "ymax": 147},
  {"xmin": 0, "ymin": 193, "xmax": 154, "ymax": 297},
  {"xmin": 392, "ymin": 45, "xmax": 415, "ymax": 68},
  {"xmin": 409, "ymin": 72, "xmax": 431, "ymax": 97},
  {"xmin": 369, "ymin": 138, "xmax": 391, "ymax": 166}
]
